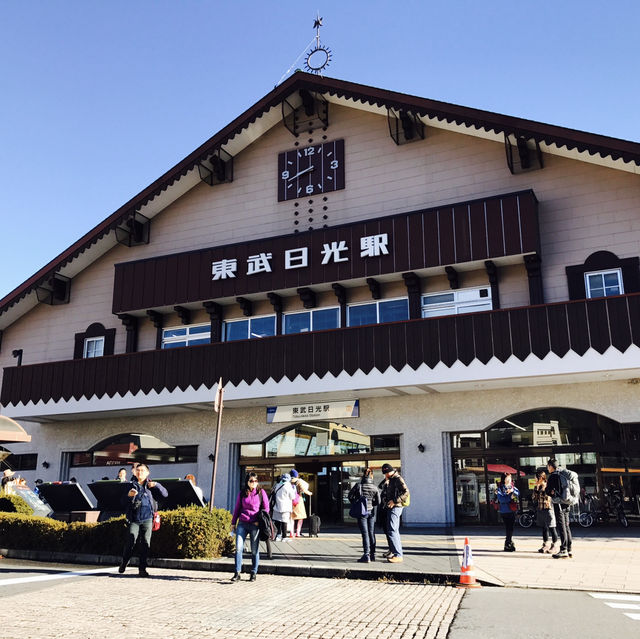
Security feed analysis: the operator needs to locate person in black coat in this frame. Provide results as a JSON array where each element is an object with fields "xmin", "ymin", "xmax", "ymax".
[{"xmin": 349, "ymin": 468, "xmax": 380, "ymax": 563}]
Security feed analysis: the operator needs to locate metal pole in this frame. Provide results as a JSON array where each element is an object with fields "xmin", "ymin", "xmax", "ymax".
[{"xmin": 209, "ymin": 383, "xmax": 224, "ymax": 511}]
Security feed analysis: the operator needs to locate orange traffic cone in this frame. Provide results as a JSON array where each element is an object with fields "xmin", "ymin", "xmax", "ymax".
[{"xmin": 457, "ymin": 537, "xmax": 482, "ymax": 588}]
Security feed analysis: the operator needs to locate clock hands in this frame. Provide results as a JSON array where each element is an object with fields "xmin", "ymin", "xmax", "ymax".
[{"xmin": 287, "ymin": 165, "xmax": 315, "ymax": 181}]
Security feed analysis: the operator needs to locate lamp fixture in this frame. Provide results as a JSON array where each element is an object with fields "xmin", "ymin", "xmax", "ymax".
[
  {"xmin": 208, "ymin": 453, "xmax": 215, "ymax": 462},
  {"xmin": 41, "ymin": 461, "xmax": 50, "ymax": 469},
  {"xmin": 417, "ymin": 443, "xmax": 425, "ymax": 453},
  {"xmin": 11, "ymin": 349, "xmax": 23, "ymax": 366}
]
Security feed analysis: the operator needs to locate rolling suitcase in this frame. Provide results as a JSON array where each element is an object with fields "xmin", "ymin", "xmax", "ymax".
[{"xmin": 307, "ymin": 513, "xmax": 321, "ymax": 537}]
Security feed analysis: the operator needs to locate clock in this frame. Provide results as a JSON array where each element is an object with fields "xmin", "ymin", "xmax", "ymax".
[{"xmin": 277, "ymin": 139, "xmax": 345, "ymax": 202}]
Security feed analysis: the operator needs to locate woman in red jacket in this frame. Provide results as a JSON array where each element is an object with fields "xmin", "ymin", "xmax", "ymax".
[{"xmin": 230, "ymin": 472, "xmax": 269, "ymax": 582}]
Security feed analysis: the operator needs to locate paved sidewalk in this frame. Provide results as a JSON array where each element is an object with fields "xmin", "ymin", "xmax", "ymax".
[{"xmin": 3, "ymin": 525, "xmax": 638, "ymax": 593}]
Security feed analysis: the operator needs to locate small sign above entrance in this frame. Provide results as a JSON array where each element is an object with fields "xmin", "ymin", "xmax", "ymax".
[{"xmin": 267, "ymin": 400, "xmax": 359, "ymax": 423}]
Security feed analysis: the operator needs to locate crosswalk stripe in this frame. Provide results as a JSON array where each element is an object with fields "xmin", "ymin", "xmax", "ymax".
[
  {"xmin": 606, "ymin": 603, "xmax": 640, "ymax": 610},
  {"xmin": 589, "ymin": 593, "xmax": 640, "ymax": 602},
  {"xmin": 624, "ymin": 613, "xmax": 640, "ymax": 621},
  {"xmin": 0, "ymin": 566, "xmax": 118, "ymax": 587}
]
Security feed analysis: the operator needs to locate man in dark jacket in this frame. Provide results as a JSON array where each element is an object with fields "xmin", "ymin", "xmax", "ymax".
[
  {"xmin": 378, "ymin": 463, "xmax": 410, "ymax": 563},
  {"xmin": 119, "ymin": 463, "xmax": 168, "ymax": 577},
  {"xmin": 546, "ymin": 458, "xmax": 572, "ymax": 559}
]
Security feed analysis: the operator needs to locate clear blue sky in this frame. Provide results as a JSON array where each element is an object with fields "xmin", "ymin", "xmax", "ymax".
[{"xmin": 1, "ymin": 1, "xmax": 638, "ymax": 297}]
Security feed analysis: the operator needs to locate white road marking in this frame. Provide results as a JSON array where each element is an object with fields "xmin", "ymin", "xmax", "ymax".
[
  {"xmin": 606, "ymin": 603, "xmax": 640, "ymax": 609},
  {"xmin": 0, "ymin": 566, "xmax": 119, "ymax": 587},
  {"xmin": 624, "ymin": 613, "xmax": 640, "ymax": 621},
  {"xmin": 589, "ymin": 593, "xmax": 640, "ymax": 602}
]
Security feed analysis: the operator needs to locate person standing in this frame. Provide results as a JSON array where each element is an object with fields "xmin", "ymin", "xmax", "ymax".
[
  {"xmin": 230, "ymin": 472, "xmax": 269, "ymax": 582},
  {"xmin": 532, "ymin": 470, "xmax": 558, "ymax": 554},
  {"xmin": 116, "ymin": 468, "xmax": 128, "ymax": 482},
  {"xmin": 349, "ymin": 468, "xmax": 380, "ymax": 563},
  {"xmin": 119, "ymin": 464, "xmax": 167, "ymax": 577},
  {"xmin": 546, "ymin": 458, "xmax": 573, "ymax": 559},
  {"xmin": 271, "ymin": 473, "xmax": 297, "ymax": 542},
  {"xmin": 378, "ymin": 463, "xmax": 409, "ymax": 563},
  {"xmin": 290, "ymin": 469, "xmax": 312, "ymax": 538},
  {"xmin": 185, "ymin": 473, "xmax": 205, "ymax": 505},
  {"xmin": 495, "ymin": 472, "xmax": 519, "ymax": 552}
]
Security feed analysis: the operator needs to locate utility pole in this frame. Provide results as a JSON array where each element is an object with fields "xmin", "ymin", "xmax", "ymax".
[{"xmin": 209, "ymin": 377, "xmax": 224, "ymax": 511}]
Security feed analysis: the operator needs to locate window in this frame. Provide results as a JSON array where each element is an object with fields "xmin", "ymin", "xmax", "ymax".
[
  {"xmin": 347, "ymin": 298, "xmax": 409, "ymax": 327},
  {"xmin": 584, "ymin": 269, "xmax": 623, "ymax": 298},
  {"xmin": 284, "ymin": 307, "xmax": 340, "ymax": 334},
  {"xmin": 224, "ymin": 315, "xmax": 276, "ymax": 341},
  {"xmin": 83, "ymin": 337, "xmax": 105, "ymax": 358},
  {"xmin": 0, "ymin": 450, "xmax": 37, "ymax": 471},
  {"xmin": 162, "ymin": 324, "xmax": 211, "ymax": 349},
  {"xmin": 422, "ymin": 287, "xmax": 492, "ymax": 318}
]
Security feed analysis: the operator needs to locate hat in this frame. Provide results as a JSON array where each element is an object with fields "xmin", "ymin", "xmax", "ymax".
[
  {"xmin": 280, "ymin": 473, "xmax": 291, "ymax": 482},
  {"xmin": 381, "ymin": 463, "xmax": 395, "ymax": 474},
  {"xmin": 289, "ymin": 469, "xmax": 299, "ymax": 478},
  {"xmin": 2, "ymin": 469, "xmax": 14, "ymax": 478}
]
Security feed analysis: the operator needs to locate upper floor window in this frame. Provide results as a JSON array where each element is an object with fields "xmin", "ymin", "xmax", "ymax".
[
  {"xmin": 421, "ymin": 287, "xmax": 492, "ymax": 319},
  {"xmin": 224, "ymin": 315, "xmax": 276, "ymax": 342},
  {"xmin": 162, "ymin": 324, "xmax": 210, "ymax": 349},
  {"xmin": 83, "ymin": 337, "xmax": 105, "ymax": 358},
  {"xmin": 584, "ymin": 269, "xmax": 623, "ymax": 298},
  {"xmin": 284, "ymin": 307, "xmax": 340, "ymax": 334},
  {"xmin": 347, "ymin": 298, "xmax": 409, "ymax": 327}
]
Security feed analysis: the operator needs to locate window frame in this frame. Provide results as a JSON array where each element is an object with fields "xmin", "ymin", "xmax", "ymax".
[
  {"xmin": 421, "ymin": 287, "xmax": 492, "ymax": 319},
  {"xmin": 346, "ymin": 297, "xmax": 409, "ymax": 327},
  {"xmin": 283, "ymin": 306, "xmax": 341, "ymax": 334},
  {"xmin": 83, "ymin": 336, "xmax": 105, "ymax": 358},
  {"xmin": 223, "ymin": 314, "xmax": 277, "ymax": 342},
  {"xmin": 584, "ymin": 268, "xmax": 624, "ymax": 299},
  {"xmin": 161, "ymin": 323, "xmax": 211, "ymax": 349}
]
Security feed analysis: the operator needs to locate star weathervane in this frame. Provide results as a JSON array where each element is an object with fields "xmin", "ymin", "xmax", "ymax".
[{"xmin": 304, "ymin": 13, "xmax": 332, "ymax": 76}]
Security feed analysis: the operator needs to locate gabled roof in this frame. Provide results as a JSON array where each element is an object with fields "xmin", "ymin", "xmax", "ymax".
[{"xmin": 1, "ymin": 71, "xmax": 639, "ymax": 329}]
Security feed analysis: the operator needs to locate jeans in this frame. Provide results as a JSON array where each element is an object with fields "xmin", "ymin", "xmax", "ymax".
[
  {"xmin": 501, "ymin": 512, "xmax": 515, "ymax": 545},
  {"xmin": 382, "ymin": 506, "xmax": 403, "ymax": 557},
  {"xmin": 357, "ymin": 514, "xmax": 376, "ymax": 557},
  {"xmin": 235, "ymin": 521, "xmax": 260, "ymax": 574},
  {"xmin": 553, "ymin": 503, "xmax": 572, "ymax": 552},
  {"xmin": 542, "ymin": 526, "xmax": 558, "ymax": 544},
  {"xmin": 121, "ymin": 518, "xmax": 153, "ymax": 570}
]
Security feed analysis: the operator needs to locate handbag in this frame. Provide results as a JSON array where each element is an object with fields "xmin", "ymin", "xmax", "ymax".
[
  {"xmin": 152, "ymin": 512, "xmax": 161, "ymax": 531},
  {"xmin": 256, "ymin": 490, "xmax": 276, "ymax": 541},
  {"xmin": 508, "ymin": 500, "xmax": 518, "ymax": 512},
  {"xmin": 349, "ymin": 497, "xmax": 368, "ymax": 518}
]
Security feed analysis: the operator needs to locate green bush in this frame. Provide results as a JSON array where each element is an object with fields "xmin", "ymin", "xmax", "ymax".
[
  {"xmin": 0, "ymin": 492, "xmax": 32, "ymax": 515},
  {"xmin": 0, "ymin": 506, "xmax": 233, "ymax": 559}
]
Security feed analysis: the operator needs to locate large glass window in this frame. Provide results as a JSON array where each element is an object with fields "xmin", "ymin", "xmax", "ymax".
[
  {"xmin": 422, "ymin": 287, "xmax": 492, "ymax": 318},
  {"xmin": 224, "ymin": 315, "xmax": 276, "ymax": 341},
  {"xmin": 347, "ymin": 298, "xmax": 409, "ymax": 327},
  {"xmin": 162, "ymin": 324, "xmax": 210, "ymax": 349},
  {"xmin": 585, "ymin": 269, "xmax": 623, "ymax": 298},
  {"xmin": 0, "ymin": 449, "xmax": 37, "ymax": 471},
  {"xmin": 69, "ymin": 434, "xmax": 197, "ymax": 467},
  {"xmin": 284, "ymin": 307, "xmax": 340, "ymax": 334}
]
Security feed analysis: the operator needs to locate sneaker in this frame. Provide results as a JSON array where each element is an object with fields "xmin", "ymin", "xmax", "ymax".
[
  {"xmin": 118, "ymin": 562, "xmax": 127, "ymax": 574},
  {"xmin": 546, "ymin": 543, "xmax": 557, "ymax": 554},
  {"xmin": 538, "ymin": 544, "xmax": 547, "ymax": 554},
  {"xmin": 295, "ymin": 533, "xmax": 301, "ymax": 537},
  {"xmin": 281, "ymin": 537, "xmax": 289, "ymax": 543},
  {"xmin": 383, "ymin": 550, "xmax": 393, "ymax": 558},
  {"xmin": 249, "ymin": 573, "xmax": 257, "ymax": 582},
  {"xmin": 138, "ymin": 569, "xmax": 150, "ymax": 578},
  {"xmin": 370, "ymin": 554, "xmax": 376, "ymax": 562},
  {"xmin": 552, "ymin": 550, "xmax": 569, "ymax": 559},
  {"xmin": 387, "ymin": 555, "xmax": 403, "ymax": 563},
  {"xmin": 230, "ymin": 572, "xmax": 241, "ymax": 582},
  {"xmin": 274, "ymin": 535, "xmax": 282, "ymax": 542},
  {"xmin": 357, "ymin": 555, "xmax": 370, "ymax": 563},
  {"xmin": 568, "ymin": 550, "xmax": 573, "ymax": 558}
]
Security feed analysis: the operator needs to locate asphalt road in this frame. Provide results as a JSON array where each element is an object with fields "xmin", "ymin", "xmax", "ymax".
[{"xmin": 450, "ymin": 587, "xmax": 640, "ymax": 638}]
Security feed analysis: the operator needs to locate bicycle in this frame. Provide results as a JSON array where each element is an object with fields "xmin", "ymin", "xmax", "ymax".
[{"xmin": 516, "ymin": 507, "xmax": 535, "ymax": 528}]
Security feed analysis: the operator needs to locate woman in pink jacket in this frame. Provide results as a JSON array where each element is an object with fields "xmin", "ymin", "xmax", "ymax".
[{"xmin": 230, "ymin": 472, "xmax": 269, "ymax": 582}]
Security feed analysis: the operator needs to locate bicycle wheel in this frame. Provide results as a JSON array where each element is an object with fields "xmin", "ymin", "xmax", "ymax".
[
  {"xmin": 518, "ymin": 511, "xmax": 534, "ymax": 528},
  {"xmin": 579, "ymin": 512, "xmax": 593, "ymax": 528}
]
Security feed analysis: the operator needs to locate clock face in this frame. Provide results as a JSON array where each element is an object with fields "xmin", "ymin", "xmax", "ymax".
[{"xmin": 277, "ymin": 139, "xmax": 345, "ymax": 202}]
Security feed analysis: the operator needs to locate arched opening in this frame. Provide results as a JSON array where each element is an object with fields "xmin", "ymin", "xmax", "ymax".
[
  {"xmin": 451, "ymin": 408, "xmax": 640, "ymax": 525},
  {"xmin": 239, "ymin": 421, "xmax": 400, "ymax": 525}
]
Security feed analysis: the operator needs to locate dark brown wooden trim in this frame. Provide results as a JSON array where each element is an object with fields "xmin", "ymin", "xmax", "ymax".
[
  {"xmin": 146, "ymin": 311, "xmax": 164, "ymax": 350},
  {"xmin": 73, "ymin": 323, "xmax": 116, "ymax": 359},
  {"xmin": 118, "ymin": 315, "xmax": 138, "ymax": 354},
  {"xmin": 203, "ymin": 301, "xmax": 223, "ymax": 343},
  {"xmin": 402, "ymin": 272, "xmax": 422, "ymax": 319},
  {"xmin": 566, "ymin": 251, "xmax": 640, "ymax": 300},
  {"xmin": 485, "ymin": 260, "xmax": 500, "ymax": 309},
  {"xmin": 524, "ymin": 253, "xmax": 544, "ymax": 305}
]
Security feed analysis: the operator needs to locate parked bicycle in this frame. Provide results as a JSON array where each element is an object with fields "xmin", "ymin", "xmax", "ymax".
[{"xmin": 516, "ymin": 507, "xmax": 535, "ymax": 528}]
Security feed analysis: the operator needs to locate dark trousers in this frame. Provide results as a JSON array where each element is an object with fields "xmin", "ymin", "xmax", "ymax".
[
  {"xmin": 121, "ymin": 519, "xmax": 153, "ymax": 570},
  {"xmin": 274, "ymin": 519, "xmax": 288, "ymax": 538},
  {"xmin": 542, "ymin": 526, "xmax": 558, "ymax": 544},
  {"xmin": 553, "ymin": 503, "xmax": 572, "ymax": 551},
  {"xmin": 357, "ymin": 514, "xmax": 376, "ymax": 558},
  {"xmin": 501, "ymin": 512, "xmax": 515, "ymax": 545}
]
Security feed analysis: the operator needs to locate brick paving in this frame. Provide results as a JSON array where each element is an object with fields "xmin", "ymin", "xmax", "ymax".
[{"xmin": 0, "ymin": 569, "xmax": 463, "ymax": 639}]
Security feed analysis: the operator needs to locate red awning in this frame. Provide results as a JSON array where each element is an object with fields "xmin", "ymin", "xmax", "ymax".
[{"xmin": 487, "ymin": 463, "xmax": 525, "ymax": 477}]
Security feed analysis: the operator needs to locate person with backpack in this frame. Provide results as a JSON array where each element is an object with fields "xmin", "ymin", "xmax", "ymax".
[
  {"xmin": 546, "ymin": 458, "xmax": 579, "ymax": 559},
  {"xmin": 377, "ymin": 463, "xmax": 410, "ymax": 563},
  {"xmin": 230, "ymin": 472, "xmax": 269, "ymax": 582},
  {"xmin": 348, "ymin": 468, "xmax": 380, "ymax": 563},
  {"xmin": 532, "ymin": 470, "xmax": 558, "ymax": 554}
]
